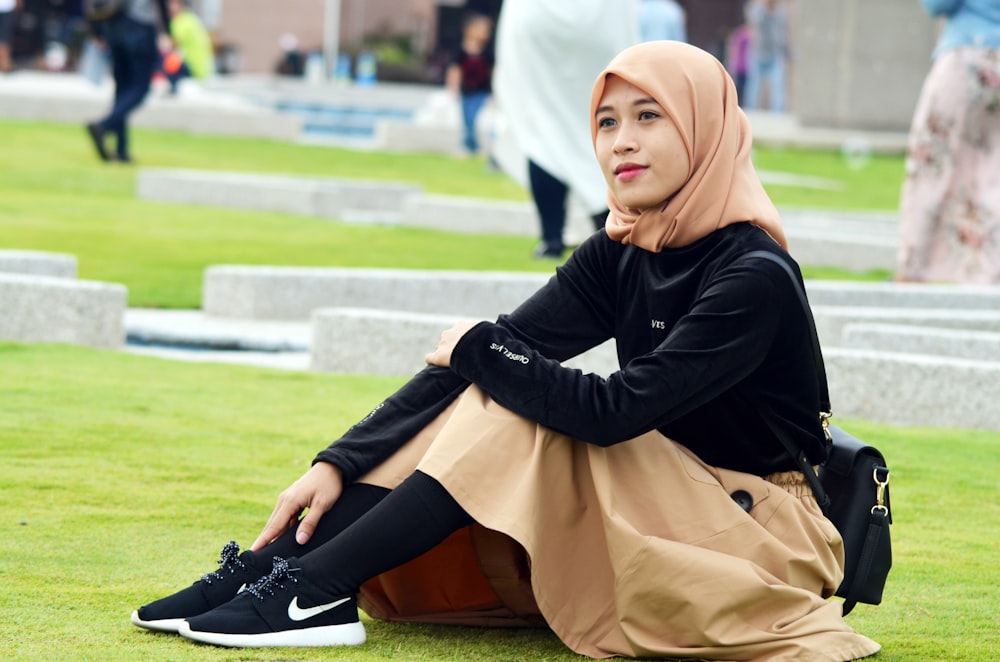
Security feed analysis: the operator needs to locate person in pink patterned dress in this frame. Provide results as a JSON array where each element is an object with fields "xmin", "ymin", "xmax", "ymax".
[{"xmin": 897, "ymin": 0, "xmax": 1000, "ymax": 283}]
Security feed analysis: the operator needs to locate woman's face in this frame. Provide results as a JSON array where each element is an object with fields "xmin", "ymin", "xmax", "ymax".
[{"xmin": 594, "ymin": 75, "xmax": 690, "ymax": 212}]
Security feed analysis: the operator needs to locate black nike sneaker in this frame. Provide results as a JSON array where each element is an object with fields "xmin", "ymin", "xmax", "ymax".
[
  {"xmin": 178, "ymin": 556, "xmax": 365, "ymax": 648},
  {"xmin": 130, "ymin": 541, "xmax": 262, "ymax": 633}
]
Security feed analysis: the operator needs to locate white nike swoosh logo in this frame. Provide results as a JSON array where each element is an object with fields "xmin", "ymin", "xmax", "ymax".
[
  {"xmin": 287, "ymin": 596, "xmax": 351, "ymax": 622},
  {"xmin": 236, "ymin": 583, "xmax": 247, "ymax": 594}
]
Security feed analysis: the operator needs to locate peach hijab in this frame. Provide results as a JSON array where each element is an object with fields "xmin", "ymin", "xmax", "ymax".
[{"xmin": 590, "ymin": 41, "xmax": 788, "ymax": 251}]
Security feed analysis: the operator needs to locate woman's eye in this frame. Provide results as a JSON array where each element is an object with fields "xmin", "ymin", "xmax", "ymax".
[
  {"xmin": 639, "ymin": 110, "xmax": 659, "ymax": 121},
  {"xmin": 597, "ymin": 117, "xmax": 617, "ymax": 129}
]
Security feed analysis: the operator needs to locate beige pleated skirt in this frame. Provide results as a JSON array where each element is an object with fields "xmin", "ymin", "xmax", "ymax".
[{"xmin": 356, "ymin": 385, "xmax": 880, "ymax": 661}]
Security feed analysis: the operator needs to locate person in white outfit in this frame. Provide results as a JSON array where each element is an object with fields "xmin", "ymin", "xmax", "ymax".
[{"xmin": 492, "ymin": 0, "xmax": 638, "ymax": 258}]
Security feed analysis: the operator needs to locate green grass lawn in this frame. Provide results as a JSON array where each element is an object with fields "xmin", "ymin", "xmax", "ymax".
[
  {"xmin": 0, "ymin": 114, "xmax": 985, "ymax": 660},
  {"xmin": 1, "ymin": 342, "xmax": 997, "ymax": 661},
  {"xmin": 0, "ymin": 120, "xmax": 900, "ymax": 308}
]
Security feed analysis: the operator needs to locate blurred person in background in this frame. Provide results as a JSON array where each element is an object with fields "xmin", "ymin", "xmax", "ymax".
[
  {"xmin": 85, "ymin": 0, "xmax": 170, "ymax": 163},
  {"xmin": 445, "ymin": 12, "xmax": 494, "ymax": 158},
  {"xmin": 0, "ymin": 0, "xmax": 20, "ymax": 73},
  {"xmin": 897, "ymin": 0, "xmax": 1000, "ymax": 283},
  {"xmin": 493, "ymin": 0, "xmax": 638, "ymax": 259},
  {"xmin": 638, "ymin": 0, "xmax": 686, "ymax": 43},
  {"xmin": 157, "ymin": 0, "xmax": 213, "ymax": 94},
  {"xmin": 744, "ymin": 0, "xmax": 789, "ymax": 112},
  {"xmin": 727, "ymin": 19, "xmax": 752, "ymax": 104}
]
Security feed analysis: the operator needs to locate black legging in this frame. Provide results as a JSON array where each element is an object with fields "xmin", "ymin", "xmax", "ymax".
[{"xmin": 261, "ymin": 471, "xmax": 474, "ymax": 597}]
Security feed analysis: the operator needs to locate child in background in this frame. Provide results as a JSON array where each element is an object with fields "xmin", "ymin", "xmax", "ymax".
[
  {"xmin": 159, "ymin": 0, "xmax": 213, "ymax": 93},
  {"xmin": 445, "ymin": 12, "xmax": 494, "ymax": 157},
  {"xmin": 727, "ymin": 22, "xmax": 752, "ymax": 105}
]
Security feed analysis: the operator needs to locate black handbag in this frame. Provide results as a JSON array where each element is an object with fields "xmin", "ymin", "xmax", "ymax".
[{"xmin": 747, "ymin": 251, "xmax": 893, "ymax": 615}]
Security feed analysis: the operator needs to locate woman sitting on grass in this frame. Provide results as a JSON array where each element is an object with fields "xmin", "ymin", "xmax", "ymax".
[{"xmin": 131, "ymin": 41, "xmax": 881, "ymax": 660}]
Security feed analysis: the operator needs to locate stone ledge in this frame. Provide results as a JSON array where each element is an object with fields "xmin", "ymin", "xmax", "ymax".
[
  {"xmin": 814, "ymin": 306, "xmax": 1000, "ymax": 348},
  {"xmin": 136, "ymin": 169, "xmax": 421, "ymax": 220},
  {"xmin": 204, "ymin": 266, "xmax": 550, "ymax": 320},
  {"xmin": 788, "ymin": 233, "xmax": 896, "ymax": 272},
  {"xmin": 399, "ymin": 194, "xmax": 599, "ymax": 246},
  {"xmin": 310, "ymin": 307, "xmax": 617, "ymax": 377},
  {"xmin": 841, "ymin": 323, "xmax": 1000, "ymax": 361},
  {"xmin": 0, "ymin": 273, "xmax": 126, "ymax": 348},
  {"xmin": 824, "ymin": 347, "xmax": 1000, "ymax": 431},
  {"xmin": 0, "ymin": 250, "xmax": 77, "ymax": 278},
  {"xmin": 206, "ymin": 265, "xmax": 989, "ymax": 324},
  {"xmin": 805, "ymin": 281, "xmax": 1000, "ymax": 309},
  {"xmin": 309, "ymin": 306, "xmax": 1000, "ymax": 431}
]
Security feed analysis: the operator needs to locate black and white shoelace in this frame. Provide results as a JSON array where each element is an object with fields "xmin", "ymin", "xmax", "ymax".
[
  {"xmin": 200, "ymin": 540, "xmax": 247, "ymax": 585},
  {"xmin": 246, "ymin": 556, "xmax": 300, "ymax": 600}
]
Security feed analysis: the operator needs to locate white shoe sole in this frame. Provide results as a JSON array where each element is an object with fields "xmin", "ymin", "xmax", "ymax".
[
  {"xmin": 177, "ymin": 619, "xmax": 366, "ymax": 647},
  {"xmin": 130, "ymin": 610, "xmax": 185, "ymax": 633}
]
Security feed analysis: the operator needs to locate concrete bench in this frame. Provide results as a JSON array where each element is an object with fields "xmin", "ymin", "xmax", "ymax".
[
  {"xmin": 813, "ymin": 306, "xmax": 1000, "ymax": 348},
  {"xmin": 204, "ymin": 266, "xmax": 551, "ymax": 320},
  {"xmin": 787, "ymin": 231, "xmax": 896, "ymax": 272},
  {"xmin": 825, "ymin": 347, "xmax": 1000, "ymax": 431},
  {"xmin": 779, "ymin": 209, "xmax": 898, "ymax": 237},
  {"xmin": 310, "ymin": 307, "xmax": 617, "ymax": 377},
  {"xmin": 0, "ymin": 250, "xmax": 77, "ymax": 278},
  {"xmin": 204, "ymin": 264, "xmax": 1000, "ymax": 325},
  {"xmin": 840, "ymin": 323, "xmax": 1000, "ymax": 361},
  {"xmin": 0, "ymin": 273, "xmax": 126, "ymax": 348},
  {"xmin": 309, "ymin": 307, "xmax": 1000, "ymax": 432},
  {"xmin": 400, "ymin": 194, "xmax": 597, "ymax": 245},
  {"xmin": 137, "ymin": 169, "xmax": 421, "ymax": 222},
  {"xmin": 804, "ymin": 280, "xmax": 1000, "ymax": 309}
]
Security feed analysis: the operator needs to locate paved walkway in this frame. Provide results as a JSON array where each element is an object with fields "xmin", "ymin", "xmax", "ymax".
[{"xmin": 124, "ymin": 308, "xmax": 310, "ymax": 371}]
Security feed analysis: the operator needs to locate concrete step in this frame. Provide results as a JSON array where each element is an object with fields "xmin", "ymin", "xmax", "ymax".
[
  {"xmin": 0, "ymin": 273, "xmax": 126, "ymax": 348},
  {"xmin": 814, "ymin": 306, "xmax": 1000, "ymax": 348},
  {"xmin": 137, "ymin": 169, "xmax": 422, "ymax": 220},
  {"xmin": 310, "ymin": 306, "xmax": 618, "ymax": 378},
  {"xmin": 805, "ymin": 281, "xmax": 1000, "ymax": 309},
  {"xmin": 824, "ymin": 347, "xmax": 1000, "ymax": 431},
  {"xmin": 205, "ymin": 265, "xmax": 995, "ymax": 323},
  {"xmin": 841, "ymin": 323, "xmax": 1000, "ymax": 361},
  {"xmin": 307, "ymin": 305, "xmax": 1000, "ymax": 431},
  {"xmin": 0, "ymin": 249, "xmax": 77, "ymax": 278},
  {"xmin": 203, "ymin": 266, "xmax": 551, "ymax": 320}
]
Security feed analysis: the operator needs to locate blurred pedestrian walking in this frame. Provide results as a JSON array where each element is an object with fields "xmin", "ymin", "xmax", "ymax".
[{"xmin": 84, "ymin": 0, "xmax": 170, "ymax": 163}]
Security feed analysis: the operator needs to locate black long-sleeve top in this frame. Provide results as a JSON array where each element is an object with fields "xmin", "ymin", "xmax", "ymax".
[{"xmin": 315, "ymin": 223, "xmax": 829, "ymax": 481}]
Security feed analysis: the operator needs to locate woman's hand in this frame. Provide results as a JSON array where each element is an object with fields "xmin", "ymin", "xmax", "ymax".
[
  {"xmin": 425, "ymin": 320, "xmax": 480, "ymax": 368},
  {"xmin": 251, "ymin": 462, "xmax": 344, "ymax": 551}
]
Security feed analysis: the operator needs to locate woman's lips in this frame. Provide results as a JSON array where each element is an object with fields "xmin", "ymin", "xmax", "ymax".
[{"xmin": 615, "ymin": 164, "xmax": 647, "ymax": 182}]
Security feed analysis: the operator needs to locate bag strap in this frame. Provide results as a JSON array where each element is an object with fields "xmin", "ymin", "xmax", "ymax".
[
  {"xmin": 745, "ymin": 250, "xmax": 831, "ymax": 412},
  {"xmin": 747, "ymin": 251, "xmax": 892, "ymax": 614},
  {"xmin": 743, "ymin": 250, "xmax": 831, "ymax": 511},
  {"xmin": 841, "ymin": 505, "xmax": 890, "ymax": 615}
]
